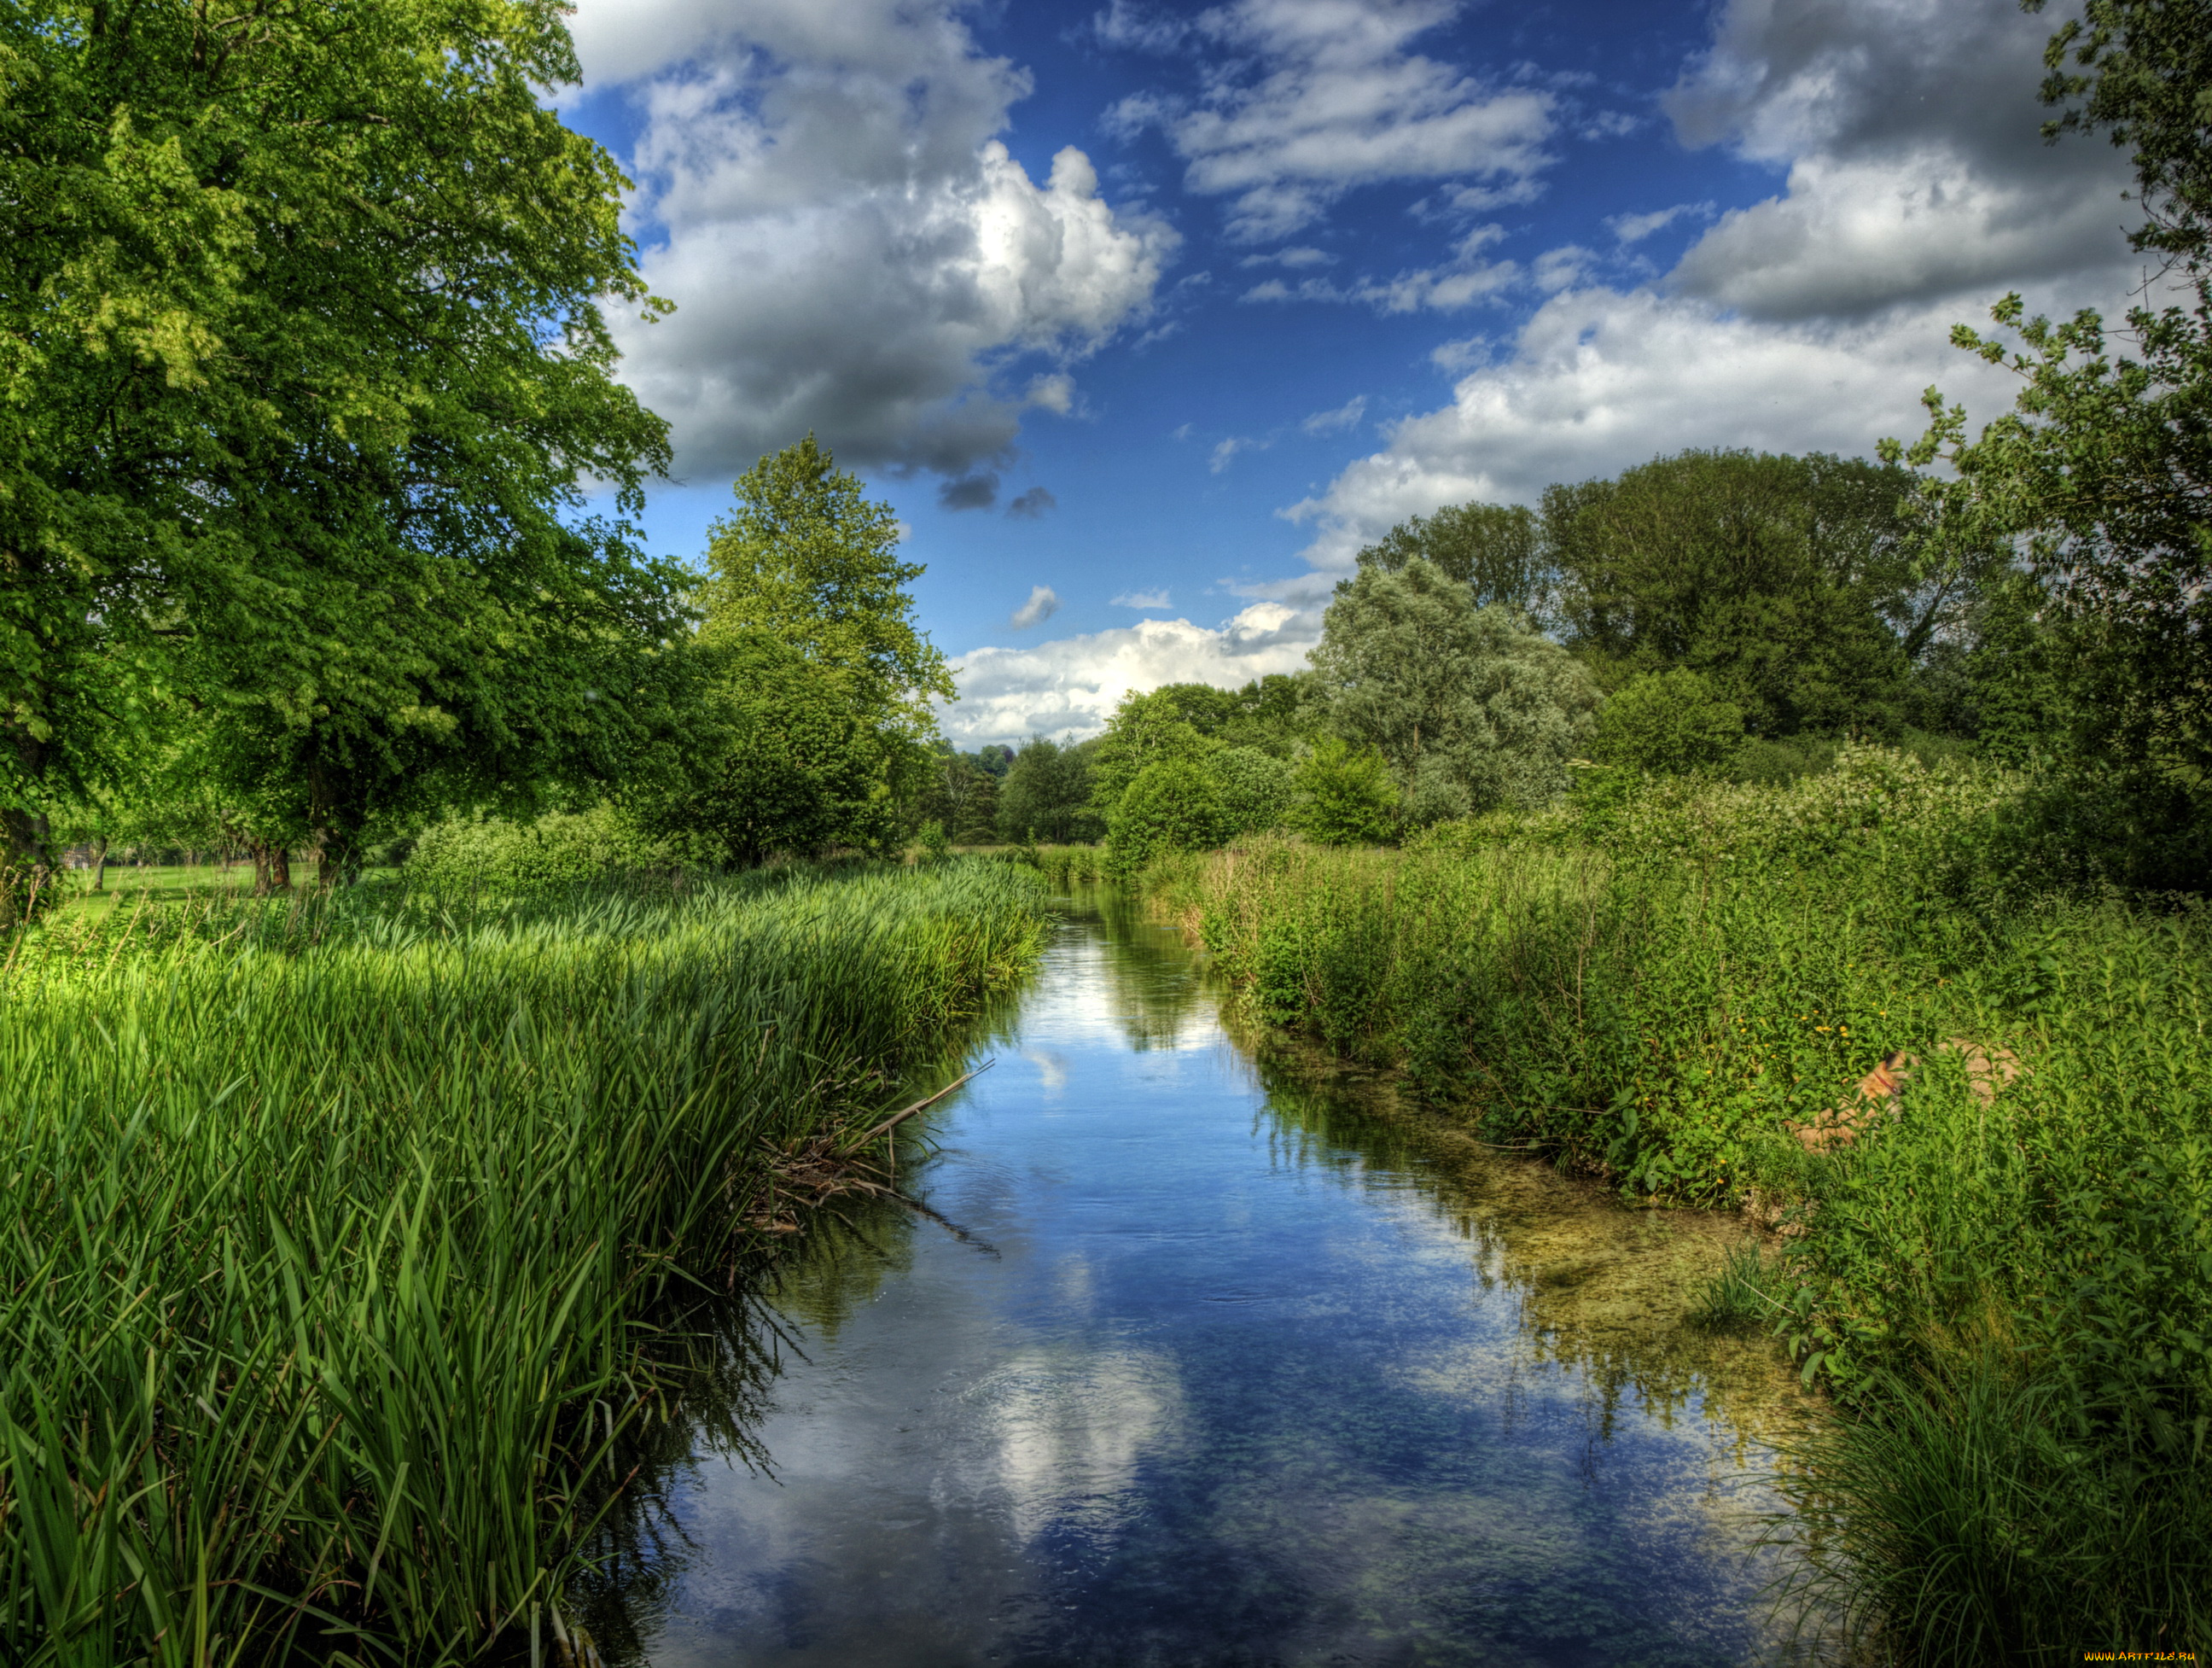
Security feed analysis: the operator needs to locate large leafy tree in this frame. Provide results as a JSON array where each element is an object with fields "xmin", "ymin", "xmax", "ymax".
[
  {"xmin": 0, "ymin": 0, "xmax": 679, "ymax": 901},
  {"xmin": 1314, "ymin": 557, "xmax": 1599, "ymax": 822},
  {"xmin": 660, "ymin": 438, "xmax": 952, "ymax": 860},
  {"xmin": 1888, "ymin": 1, "xmax": 2212, "ymax": 797},
  {"xmin": 1543, "ymin": 451, "xmax": 1930, "ymax": 738},
  {"xmin": 1355, "ymin": 502, "xmax": 1552, "ymax": 621}
]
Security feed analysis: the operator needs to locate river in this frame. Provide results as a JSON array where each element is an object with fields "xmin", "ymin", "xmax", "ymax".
[{"xmin": 588, "ymin": 888, "xmax": 1830, "ymax": 1666}]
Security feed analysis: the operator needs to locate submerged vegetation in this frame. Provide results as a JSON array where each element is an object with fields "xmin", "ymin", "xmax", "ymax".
[{"xmin": 0, "ymin": 860, "xmax": 1049, "ymax": 1665}]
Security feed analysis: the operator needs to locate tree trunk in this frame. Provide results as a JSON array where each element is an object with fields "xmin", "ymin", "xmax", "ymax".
[
  {"xmin": 316, "ymin": 824, "xmax": 363, "ymax": 889},
  {"xmin": 249, "ymin": 840, "xmax": 294, "ymax": 895},
  {"xmin": 90, "ymin": 836, "xmax": 108, "ymax": 893},
  {"xmin": 0, "ymin": 805, "xmax": 55, "ymax": 929}
]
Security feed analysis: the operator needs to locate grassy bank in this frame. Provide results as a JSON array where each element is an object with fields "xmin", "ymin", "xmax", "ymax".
[
  {"xmin": 0, "ymin": 860, "xmax": 1049, "ymax": 1667},
  {"xmin": 1148, "ymin": 749, "xmax": 2211, "ymax": 1660}
]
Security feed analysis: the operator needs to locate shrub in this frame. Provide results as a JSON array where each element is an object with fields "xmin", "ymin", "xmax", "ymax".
[
  {"xmin": 405, "ymin": 805, "xmax": 672, "ymax": 894},
  {"xmin": 1591, "ymin": 668, "xmax": 1743, "ymax": 775},
  {"xmin": 1107, "ymin": 760, "xmax": 1234, "ymax": 878},
  {"xmin": 1289, "ymin": 738, "xmax": 1399, "ymax": 846},
  {"xmin": 1211, "ymin": 744, "xmax": 1295, "ymax": 834}
]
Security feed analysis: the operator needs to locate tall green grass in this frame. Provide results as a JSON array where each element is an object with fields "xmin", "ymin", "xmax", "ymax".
[
  {"xmin": 993, "ymin": 843, "xmax": 1106, "ymax": 889},
  {"xmin": 0, "ymin": 860, "xmax": 1050, "ymax": 1666},
  {"xmin": 1148, "ymin": 749, "xmax": 2212, "ymax": 1658}
]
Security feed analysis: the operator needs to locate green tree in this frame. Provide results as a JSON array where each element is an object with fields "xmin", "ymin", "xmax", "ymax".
[
  {"xmin": 1314, "ymin": 558, "xmax": 1600, "ymax": 822},
  {"xmin": 1089, "ymin": 689, "xmax": 1217, "ymax": 810},
  {"xmin": 623, "ymin": 634, "xmax": 888, "ymax": 866},
  {"xmin": 1289, "ymin": 738, "xmax": 1399, "ymax": 846},
  {"xmin": 690, "ymin": 438, "xmax": 953, "ymax": 850},
  {"xmin": 997, "ymin": 737, "xmax": 1100, "ymax": 843},
  {"xmin": 1212, "ymin": 746, "xmax": 1295, "ymax": 834},
  {"xmin": 0, "ymin": 1, "xmax": 679, "ymax": 908},
  {"xmin": 1544, "ymin": 451, "xmax": 1930, "ymax": 738},
  {"xmin": 1106, "ymin": 759, "xmax": 1233, "ymax": 877},
  {"xmin": 1356, "ymin": 502, "xmax": 1552, "ymax": 620},
  {"xmin": 1591, "ymin": 669, "xmax": 1745, "ymax": 776}
]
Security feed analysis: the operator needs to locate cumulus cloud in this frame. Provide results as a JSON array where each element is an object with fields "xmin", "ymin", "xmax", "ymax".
[
  {"xmin": 1105, "ymin": 0, "xmax": 1555, "ymax": 242},
  {"xmin": 1113, "ymin": 588, "xmax": 1172, "ymax": 609},
  {"xmin": 943, "ymin": 605, "xmax": 1317, "ymax": 745},
  {"xmin": 572, "ymin": 0, "xmax": 1176, "ymax": 483},
  {"xmin": 1662, "ymin": 0, "xmax": 2134, "ymax": 318},
  {"xmin": 1010, "ymin": 586, "xmax": 1062, "ymax": 630},
  {"xmin": 1284, "ymin": 286, "xmax": 2033, "ymax": 571},
  {"xmin": 1284, "ymin": 0, "xmax": 2146, "ymax": 577},
  {"xmin": 1006, "ymin": 487, "xmax": 1058, "ymax": 518}
]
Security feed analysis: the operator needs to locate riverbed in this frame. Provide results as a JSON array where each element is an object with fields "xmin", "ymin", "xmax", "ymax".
[{"xmin": 593, "ymin": 888, "xmax": 1829, "ymax": 1666}]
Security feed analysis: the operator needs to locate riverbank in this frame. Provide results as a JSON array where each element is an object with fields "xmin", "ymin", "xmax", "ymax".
[
  {"xmin": 1142, "ymin": 751, "xmax": 2212, "ymax": 1659},
  {"xmin": 0, "ymin": 860, "xmax": 1050, "ymax": 1667}
]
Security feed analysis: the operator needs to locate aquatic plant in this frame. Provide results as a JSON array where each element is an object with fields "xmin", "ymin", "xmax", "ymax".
[
  {"xmin": 1150, "ymin": 755, "xmax": 2212, "ymax": 1656},
  {"xmin": 0, "ymin": 860, "xmax": 1049, "ymax": 1665}
]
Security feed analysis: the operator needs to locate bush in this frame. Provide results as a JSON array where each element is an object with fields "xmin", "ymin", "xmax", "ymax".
[
  {"xmin": 1106, "ymin": 759, "xmax": 1234, "ymax": 878},
  {"xmin": 1289, "ymin": 737, "xmax": 1398, "ymax": 846},
  {"xmin": 1211, "ymin": 744, "xmax": 1295, "ymax": 834},
  {"xmin": 1591, "ymin": 668, "xmax": 1743, "ymax": 775},
  {"xmin": 1145, "ymin": 753, "xmax": 2212, "ymax": 1653},
  {"xmin": 405, "ymin": 805, "xmax": 673, "ymax": 894}
]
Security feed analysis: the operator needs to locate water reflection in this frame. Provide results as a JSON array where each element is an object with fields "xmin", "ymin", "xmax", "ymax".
[{"xmin": 589, "ymin": 889, "xmax": 1826, "ymax": 1666}]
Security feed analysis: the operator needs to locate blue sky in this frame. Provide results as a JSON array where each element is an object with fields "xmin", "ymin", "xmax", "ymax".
[{"xmin": 562, "ymin": 0, "xmax": 2137, "ymax": 747}]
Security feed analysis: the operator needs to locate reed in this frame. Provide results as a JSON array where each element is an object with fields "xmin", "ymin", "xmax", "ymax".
[
  {"xmin": 1150, "ymin": 753, "xmax": 2212, "ymax": 1658},
  {"xmin": 0, "ymin": 860, "xmax": 1050, "ymax": 1666}
]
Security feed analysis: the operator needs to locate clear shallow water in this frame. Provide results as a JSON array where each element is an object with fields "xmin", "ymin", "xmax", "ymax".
[{"xmin": 599, "ymin": 890, "xmax": 1826, "ymax": 1667}]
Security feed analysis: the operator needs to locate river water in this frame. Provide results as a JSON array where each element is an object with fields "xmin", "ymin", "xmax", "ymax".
[{"xmin": 597, "ymin": 889, "xmax": 1827, "ymax": 1667}]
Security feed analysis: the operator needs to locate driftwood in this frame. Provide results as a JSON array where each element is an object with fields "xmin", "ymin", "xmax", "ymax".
[
  {"xmin": 742, "ymin": 1062, "xmax": 997, "ymax": 1243},
  {"xmin": 1787, "ymin": 1039, "xmax": 2022, "ymax": 1152}
]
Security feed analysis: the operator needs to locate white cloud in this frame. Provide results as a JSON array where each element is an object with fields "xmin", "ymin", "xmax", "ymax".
[
  {"xmin": 573, "ymin": 0, "xmax": 1176, "ymax": 483},
  {"xmin": 1284, "ymin": 0, "xmax": 2145, "ymax": 576},
  {"xmin": 1105, "ymin": 0, "xmax": 1555, "ymax": 241},
  {"xmin": 1112, "ymin": 588, "xmax": 1172, "ymax": 609},
  {"xmin": 943, "ymin": 605, "xmax": 1317, "ymax": 746},
  {"xmin": 1662, "ymin": 0, "xmax": 2134, "ymax": 319},
  {"xmin": 1010, "ymin": 586, "xmax": 1062, "ymax": 629},
  {"xmin": 1240, "ymin": 245, "xmax": 1336, "ymax": 269},
  {"xmin": 1284, "ymin": 283, "xmax": 2065, "ymax": 574},
  {"xmin": 1210, "ymin": 436, "xmax": 1255, "ymax": 474},
  {"xmin": 1238, "ymin": 226, "xmax": 1516, "ymax": 313},
  {"xmin": 1301, "ymin": 395, "xmax": 1367, "ymax": 435},
  {"xmin": 1607, "ymin": 202, "xmax": 1712, "ymax": 244}
]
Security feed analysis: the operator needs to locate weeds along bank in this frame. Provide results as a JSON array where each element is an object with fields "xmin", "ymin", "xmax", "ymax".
[
  {"xmin": 1149, "ymin": 747, "xmax": 2212, "ymax": 1658},
  {"xmin": 0, "ymin": 860, "xmax": 1048, "ymax": 1667}
]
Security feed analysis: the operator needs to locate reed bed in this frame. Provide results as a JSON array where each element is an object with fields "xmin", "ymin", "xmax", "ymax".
[
  {"xmin": 994, "ymin": 843, "xmax": 1106, "ymax": 889},
  {"xmin": 1148, "ymin": 752, "xmax": 2212, "ymax": 1659},
  {"xmin": 0, "ymin": 860, "xmax": 1050, "ymax": 1667}
]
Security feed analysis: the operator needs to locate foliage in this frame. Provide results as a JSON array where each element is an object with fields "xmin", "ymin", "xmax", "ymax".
[
  {"xmin": 917, "ymin": 820, "xmax": 951, "ymax": 862},
  {"xmin": 1315, "ymin": 559, "xmax": 1599, "ymax": 821},
  {"xmin": 1544, "ymin": 450, "xmax": 1931, "ymax": 738},
  {"xmin": 653, "ymin": 439, "xmax": 952, "ymax": 863},
  {"xmin": 1146, "ymin": 755, "xmax": 2212, "ymax": 1654},
  {"xmin": 405, "ymin": 805, "xmax": 673, "ymax": 895},
  {"xmin": 1354, "ymin": 501, "xmax": 1552, "ymax": 621},
  {"xmin": 624, "ymin": 632, "xmax": 896, "ymax": 866},
  {"xmin": 1089, "ymin": 690, "xmax": 1217, "ymax": 810},
  {"xmin": 0, "ymin": 861, "xmax": 1049, "ymax": 1665},
  {"xmin": 1590, "ymin": 668, "xmax": 1744, "ymax": 776},
  {"xmin": 996, "ymin": 737, "xmax": 1102, "ymax": 843},
  {"xmin": 698, "ymin": 435, "xmax": 952, "ymax": 754},
  {"xmin": 1106, "ymin": 759, "xmax": 1234, "ymax": 878},
  {"xmin": 0, "ymin": 0, "xmax": 680, "ymax": 903},
  {"xmin": 1288, "ymin": 737, "xmax": 1400, "ymax": 845},
  {"xmin": 1212, "ymin": 745, "xmax": 1295, "ymax": 834}
]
